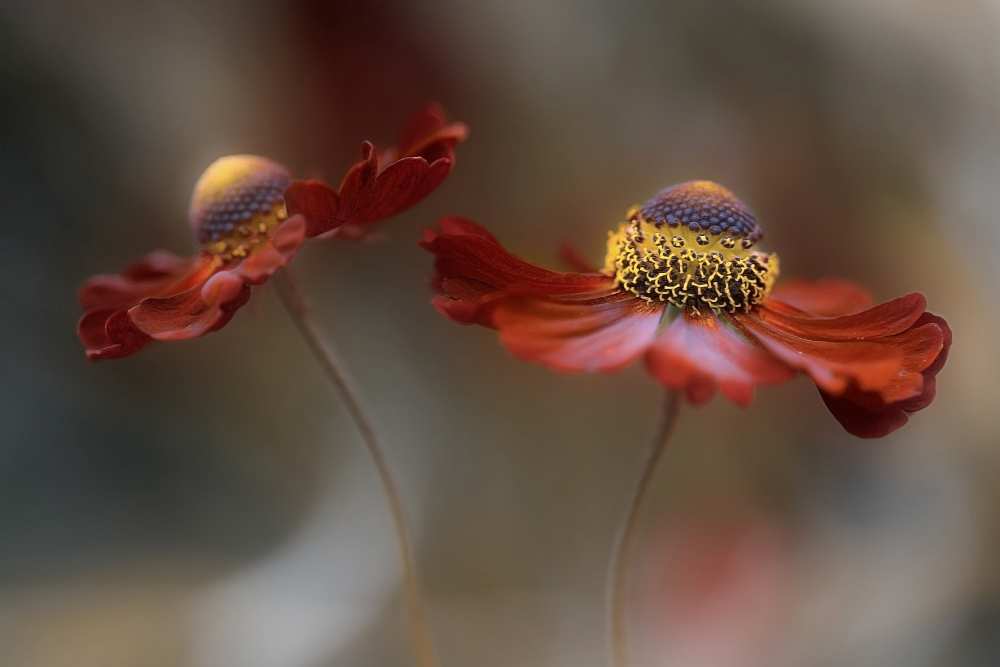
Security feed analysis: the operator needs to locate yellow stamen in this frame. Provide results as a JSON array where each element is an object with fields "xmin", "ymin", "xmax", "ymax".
[{"xmin": 604, "ymin": 215, "xmax": 779, "ymax": 314}]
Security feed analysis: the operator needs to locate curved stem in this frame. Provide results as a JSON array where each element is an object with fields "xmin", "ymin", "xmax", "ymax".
[
  {"xmin": 608, "ymin": 391, "xmax": 681, "ymax": 667},
  {"xmin": 273, "ymin": 269, "xmax": 438, "ymax": 667}
]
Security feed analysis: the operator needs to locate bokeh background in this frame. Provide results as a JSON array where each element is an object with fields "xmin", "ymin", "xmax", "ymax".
[{"xmin": 2, "ymin": 1, "xmax": 999, "ymax": 666}]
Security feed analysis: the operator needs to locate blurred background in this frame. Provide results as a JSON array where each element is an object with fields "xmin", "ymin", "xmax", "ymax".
[{"xmin": 2, "ymin": 1, "xmax": 998, "ymax": 665}]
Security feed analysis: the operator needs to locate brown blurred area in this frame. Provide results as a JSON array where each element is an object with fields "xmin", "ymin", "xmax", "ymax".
[{"xmin": 2, "ymin": 1, "xmax": 998, "ymax": 666}]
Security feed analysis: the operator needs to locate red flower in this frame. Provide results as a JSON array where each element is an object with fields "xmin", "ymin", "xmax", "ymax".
[
  {"xmin": 79, "ymin": 105, "xmax": 467, "ymax": 360},
  {"xmin": 284, "ymin": 103, "xmax": 468, "ymax": 240},
  {"xmin": 421, "ymin": 181, "xmax": 951, "ymax": 438}
]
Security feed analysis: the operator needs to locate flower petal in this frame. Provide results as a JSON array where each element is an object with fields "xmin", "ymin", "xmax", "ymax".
[
  {"xmin": 284, "ymin": 180, "xmax": 341, "ymax": 237},
  {"xmin": 819, "ymin": 313, "xmax": 951, "ymax": 438},
  {"xmin": 736, "ymin": 314, "xmax": 906, "ymax": 396},
  {"xmin": 293, "ymin": 105, "xmax": 467, "ymax": 238},
  {"xmin": 129, "ymin": 270, "xmax": 251, "ymax": 341},
  {"xmin": 79, "ymin": 250, "xmax": 202, "ymax": 311},
  {"xmin": 755, "ymin": 293, "xmax": 927, "ymax": 341},
  {"xmin": 347, "ymin": 154, "xmax": 454, "ymax": 224},
  {"xmin": 736, "ymin": 291, "xmax": 950, "ymax": 438},
  {"xmin": 231, "ymin": 215, "xmax": 306, "ymax": 284},
  {"xmin": 768, "ymin": 279, "xmax": 873, "ymax": 316},
  {"xmin": 421, "ymin": 216, "xmax": 613, "ymax": 325},
  {"xmin": 393, "ymin": 102, "xmax": 469, "ymax": 162},
  {"xmin": 421, "ymin": 216, "xmax": 657, "ymax": 373},
  {"xmin": 78, "ymin": 309, "xmax": 151, "ymax": 360},
  {"xmin": 125, "ymin": 216, "xmax": 303, "ymax": 344},
  {"xmin": 645, "ymin": 314, "xmax": 794, "ymax": 406},
  {"xmin": 77, "ymin": 253, "xmax": 221, "ymax": 360},
  {"xmin": 494, "ymin": 293, "xmax": 663, "ymax": 373}
]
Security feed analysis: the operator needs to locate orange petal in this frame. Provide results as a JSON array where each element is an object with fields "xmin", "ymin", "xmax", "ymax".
[
  {"xmin": 768, "ymin": 279, "xmax": 873, "ymax": 316},
  {"xmin": 77, "ymin": 253, "xmax": 220, "ymax": 360},
  {"xmin": 494, "ymin": 294, "xmax": 663, "ymax": 373},
  {"xmin": 736, "ymin": 314, "xmax": 905, "ymax": 396},
  {"xmin": 755, "ymin": 293, "xmax": 927, "ymax": 341},
  {"xmin": 129, "ymin": 270, "xmax": 251, "ymax": 342},
  {"xmin": 421, "ymin": 216, "xmax": 614, "ymax": 326},
  {"xmin": 820, "ymin": 313, "xmax": 951, "ymax": 437},
  {"xmin": 645, "ymin": 314, "xmax": 794, "ymax": 407}
]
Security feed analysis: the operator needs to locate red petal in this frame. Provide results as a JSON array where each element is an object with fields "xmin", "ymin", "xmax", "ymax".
[
  {"xmin": 494, "ymin": 293, "xmax": 663, "ymax": 373},
  {"xmin": 820, "ymin": 312, "xmax": 951, "ymax": 438},
  {"xmin": 79, "ymin": 251, "xmax": 203, "ymax": 310},
  {"xmin": 349, "ymin": 154, "xmax": 453, "ymax": 223},
  {"xmin": 335, "ymin": 140, "xmax": 381, "ymax": 222},
  {"xmin": 736, "ymin": 314, "xmax": 906, "ymax": 396},
  {"xmin": 756, "ymin": 293, "xmax": 927, "ymax": 341},
  {"xmin": 645, "ymin": 314, "xmax": 794, "ymax": 407},
  {"xmin": 284, "ymin": 180, "xmax": 341, "ymax": 237},
  {"xmin": 129, "ymin": 270, "xmax": 250, "ymax": 341},
  {"xmin": 304, "ymin": 106, "xmax": 467, "ymax": 236},
  {"xmin": 768, "ymin": 279, "xmax": 873, "ymax": 316},
  {"xmin": 124, "ymin": 217, "xmax": 303, "ymax": 343},
  {"xmin": 77, "ymin": 309, "xmax": 151, "ymax": 360},
  {"xmin": 421, "ymin": 216, "xmax": 656, "ymax": 373},
  {"xmin": 77, "ymin": 253, "xmax": 220, "ymax": 360},
  {"xmin": 395, "ymin": 102, "xmax": 469, "ymax": 161},
  {"xmin": 232, "ymin": 215, "xmax": 306, "ymax": 284},
  {"xmin": 421, "ymin": 216, "xmax": 613, "ymax": 326}
]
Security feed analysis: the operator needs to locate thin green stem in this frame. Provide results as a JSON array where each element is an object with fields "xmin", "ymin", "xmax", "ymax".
[
  {"xmin": 274, "ymin": 268, "xmax": 438, "ymax": 667},
  {"xmin": 608, "ymin": 390, "xmax": 681, "ymax": 667}
]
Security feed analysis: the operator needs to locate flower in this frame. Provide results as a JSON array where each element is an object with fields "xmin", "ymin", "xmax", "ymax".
[
  {"xmin": 421, "ymin": 181, "xmax": 951, "ymax": 438},
  {"xmin": 78, "ymin": 105, "xmax": 467, "ymax": 360}
]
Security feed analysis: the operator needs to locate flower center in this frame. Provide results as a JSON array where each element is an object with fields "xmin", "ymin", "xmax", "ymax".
[
  {"xmin": 604, "ymin": 181, "xmax": 779, "ymax": 314},
  {"xmin": 189, "ymin": 155, "xmax": 292, "ymax": 262}
]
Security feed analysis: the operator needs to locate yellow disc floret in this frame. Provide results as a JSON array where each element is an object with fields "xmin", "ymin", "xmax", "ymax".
[
  {"xmin": 604, "ymin": 182, "xmax": 779, "ymax": 314},
  {"xmin": 189, "ymin": 155, "xmax": 292, "ymax": 263}
]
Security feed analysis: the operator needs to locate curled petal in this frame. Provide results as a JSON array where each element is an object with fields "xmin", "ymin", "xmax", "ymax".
[
  {"xmin": 394, "ymin": 102, "xmax": 469, "ymax": 162},
  {"xmin": 129, "ymin": 271, "xmax": 251, "ymax": 341},
  {"xmin": 76, "ymin": 215, "xmax": 302, "ymax": 360},
  {"xmin": 338, "ymin": 145, "xmax": 455, "ymax": 226},
  {"xmin": 645, "ymin": 314, "xmax": 794, "ymax": 406},
  {"xmin": 123, "ymin": 218, "xmax": 302, "ymax": 343},
  {"xmin": 77, "ymin": 253, "xmax": 221, "ymax": 360},
  {"xmin": 768, "ymin": 279, "xmax": 873, "ymax": 316},
  {"xmin": 737, "ymin": 290, "xmax": 949, "ymax": 437},
  {"xmin": 421, "ymin": 216, "xmax": 613, "ymax": 326},
  {"xmin": 78, "ymin": 309, "xmax": 150, "ymax": 360},
  {"xmin": 820, "ymin": 313, "xmax": 952, "ymax": 438},
  {"xmin": 79, "ymin": 251, "xmax": 203, "ymax": 311},
  {"xmin": 289, "ymin": 104, "xmax": 467, "ymax": 237},
  {"xmin": 736, "ymin": 314, "xmax": 907, "ymax": 396}
]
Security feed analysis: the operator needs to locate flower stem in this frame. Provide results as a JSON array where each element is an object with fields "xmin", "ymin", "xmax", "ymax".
[
  {"xmin": 608, "ymin": 390, "xmax": 681, "ymax": 667},
  {"xmin": 273, "ymin": 269, "xmax": 438, "ymax": 667}
]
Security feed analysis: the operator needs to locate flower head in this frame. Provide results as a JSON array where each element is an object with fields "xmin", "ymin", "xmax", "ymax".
[
  {"xmin": 421, "ymin": 181, "xmax": 951, "ymax": 438},
  {"xmin": 79, "ymin": 105, "xmax": 467, "ymax": 360}
]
